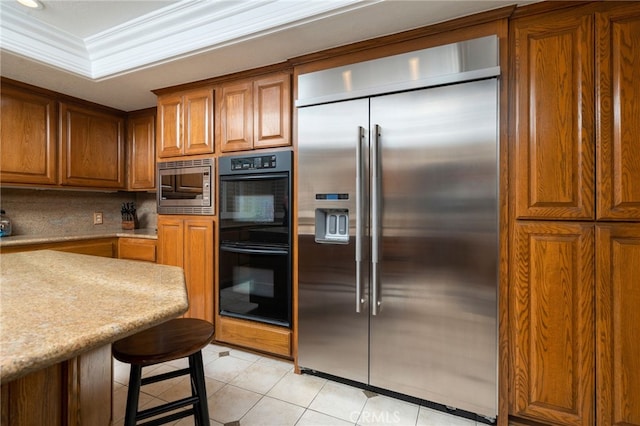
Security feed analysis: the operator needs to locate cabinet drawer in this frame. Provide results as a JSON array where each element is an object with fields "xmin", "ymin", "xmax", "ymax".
[
  {"xmin": 118, "ymin": 238, "xmax": 157, "ymax": 262},
  {"xmin": 217, "ymin": 315, "xmax": 291, "ymax": 358}
]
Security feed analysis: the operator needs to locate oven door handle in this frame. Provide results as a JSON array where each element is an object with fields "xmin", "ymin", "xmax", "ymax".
[{"xmin": 220, "ymin": 244, "xmax": 288, "ymax": 256}]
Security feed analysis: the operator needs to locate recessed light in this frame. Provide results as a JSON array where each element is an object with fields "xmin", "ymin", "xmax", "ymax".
[{"xmin": 17, "ymin": 0, "xmax": 43, "ymax": 9}]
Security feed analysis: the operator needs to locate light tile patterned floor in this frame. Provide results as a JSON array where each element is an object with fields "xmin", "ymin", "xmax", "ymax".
[{"xmin": 112, "ymin": 343, "xmax": 487, "ymax": 426}]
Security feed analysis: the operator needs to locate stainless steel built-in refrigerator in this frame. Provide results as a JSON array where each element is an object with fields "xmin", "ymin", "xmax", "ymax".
[{"xmin": 297, "ymin": 36, "xmax": 500, "ymax": 420}]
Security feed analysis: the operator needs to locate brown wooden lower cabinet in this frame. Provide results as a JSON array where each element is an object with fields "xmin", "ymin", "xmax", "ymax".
[
  {"xmin": 1, "ymin": 344, "xmax": 112, "ymax": 426},
  {"xmin": 596, "ymin": 224, "xmax": 640, "ymax": 426},
  {"xmin": 510, "ymin": 221, "xmax": 595, "ymax": 426},
  {"xmin": 157, "ymin": 215, "xmax": 214, "ymax": 323},
  {"xmin": 510, "ymin": 221, "xmax": 640, "ymax": 426}
]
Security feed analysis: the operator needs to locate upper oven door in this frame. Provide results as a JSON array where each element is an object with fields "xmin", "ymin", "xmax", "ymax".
[{"xmin": 219, "ymin": 172, "xmax": 290, "ymax": 245}]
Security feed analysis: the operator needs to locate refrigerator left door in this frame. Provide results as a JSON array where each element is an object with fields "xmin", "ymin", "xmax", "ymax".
[{"xmin": 297, "ymin": 98, "xmax": 370, "ymax": 384}]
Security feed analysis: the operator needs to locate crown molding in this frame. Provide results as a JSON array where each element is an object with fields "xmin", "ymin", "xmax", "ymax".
[
  {"xmin": 0, "ymin": 7, "xmax": 92, "ymax": 77},
  {"xmin": 0, "ymin": 0, "xmax": 378, "ymax": 80}
]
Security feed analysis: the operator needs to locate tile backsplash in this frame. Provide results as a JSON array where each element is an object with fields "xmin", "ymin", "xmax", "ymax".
[{"xmin": 0, "ymin": 188, "xmax": 157, "ymax": 236}]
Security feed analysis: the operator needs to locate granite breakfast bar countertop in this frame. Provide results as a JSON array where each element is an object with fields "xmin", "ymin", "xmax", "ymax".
[{"xmin": 0, "ymin": 250, "xmax": 188, "ymax": 383}]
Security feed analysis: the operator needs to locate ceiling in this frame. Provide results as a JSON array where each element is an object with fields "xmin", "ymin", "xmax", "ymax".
[{"xmin": 0, "ymin": 0, "xmax": 534, "ymax": 112}]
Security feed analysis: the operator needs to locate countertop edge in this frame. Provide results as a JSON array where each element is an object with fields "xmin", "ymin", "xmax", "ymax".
[
  {"xmin": 1, "ymin": 305, "xmax": 188, "ymax": 384},
  {"xmin": 0, "ymin": 229, "xmax": 157, "ymax": 247}
]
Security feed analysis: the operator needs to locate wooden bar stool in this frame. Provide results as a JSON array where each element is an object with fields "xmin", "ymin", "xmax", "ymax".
[{"xmin": 112, "ymin": 318, "xmax": 214, "ymax": 426}]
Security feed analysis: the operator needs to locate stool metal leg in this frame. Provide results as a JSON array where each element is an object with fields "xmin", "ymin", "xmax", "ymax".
[
  {"xmin": 124, "ymin": 364, "xmax": 142, "ymax": 426},
  {"xmin": 189, "ymin": 351, "xmax": 210, "ymax": 426}
]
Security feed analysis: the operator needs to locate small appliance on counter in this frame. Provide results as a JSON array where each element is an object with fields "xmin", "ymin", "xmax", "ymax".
[{"xmin": 0, "ymin": 210, "xmax": 12, "ymax": 237}]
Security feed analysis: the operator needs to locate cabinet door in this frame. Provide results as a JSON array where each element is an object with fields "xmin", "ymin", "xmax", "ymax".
[
  {"xmin": 596, "ymin": 224, "xmax": 640, "ymax": 426},
  {"xmin": 183, "ymin": 218, "xmax": 214, "ymax": 323},
  {"xmin": 510, "ymin": 221, "xmax": 594, "ymax": 426},
  {"xmin": 183, "ymin": 88, "xmax": 214, "ymax": 156},
  {"xmin": 157, "ymin": 94, "xmax": 182, "ymax": 158},
  {"xmin": 0, "ymin": 85, "xmax": 57, "ymax": 185},
  {"xmin": 596, "ymin": 4, "xmax": 640, "ymax": 220},
  {"xmin": 127, "ymin": 111, "xmax": 156, "ymax": 190},
  {"xmin": 219, "ymin": 81, "xmax": 253, "ymax": 152},
  {"xmin": 253, "ymin": 73, "xmax": 291, "ymax": 149},
  {"xmin": 157, "ymin": 216, "xmax": 184, "ymax": 267},
  {"xmin": 512, "ymin": 9, "xmax": 595, "ymax": 219},
  {"xmin": 60, "ymin": 103, "xmax": 125, "ymax": 189}
]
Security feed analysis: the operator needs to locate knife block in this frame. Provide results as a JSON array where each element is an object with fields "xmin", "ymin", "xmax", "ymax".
[{"xmin": 121, "ymin": 220, "xmax": 135, "ymax": 230}]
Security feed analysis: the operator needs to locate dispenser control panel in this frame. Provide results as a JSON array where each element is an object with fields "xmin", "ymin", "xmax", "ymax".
[{"xmin": 315, "ymin": 209, "xmax": 349, "ymax": 243}]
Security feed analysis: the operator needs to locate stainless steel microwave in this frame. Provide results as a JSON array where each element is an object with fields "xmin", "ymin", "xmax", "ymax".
[{"xmin": 157, "ymin": 158, "xmax": 214, "ymax": 215}]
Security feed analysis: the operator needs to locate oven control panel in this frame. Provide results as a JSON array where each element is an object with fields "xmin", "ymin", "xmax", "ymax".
[{"xmin": 230, "ymin": 155, "xmax": 277, "ymax": 171}]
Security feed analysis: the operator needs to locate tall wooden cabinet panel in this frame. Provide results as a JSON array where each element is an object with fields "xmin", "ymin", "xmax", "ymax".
[
  {"xmin": 157, "ymin": 94, "xmax": 182, "ymax": 158},
  {"xmin": 0, "ymin": 84, "xmax": 57, "ymax": 185},
  {"xmin": 157, "ymin": 217, "xmax": 185, "ymax": 268},
  {"xmin": 183, "ymin": 89, "xmax": 215, "ymax": 156},
  {"xmin": 596, "ymin": 4, "xmax": 640, "ymax": 221},
  {"xmin": 253, "ymin": 73, "xmax": 291, "ymax": 149},
  {"xmin": 60, "ymin": 102, "xmax": 125, "ymax": 189},
  {"xmin": 157, "ymin": 216, "xmax": 213, "ymax": 323},
  {"xmin": 219, "ymin": 80, "xmax": 253, "ymax": 152},
  {"xmin": 219, "ymin": 72, "xmax": 291, "ymax": 152},
  {"xmin": 596, "ymin": 224, "xmax": 640, "ymax": 426},
  {"xmin": 127, "ymin": 109, "xmax": 156, "ymax": 190},
  {"xmin": 157, "ymin": 88, "xmax": 214, "ymax": 158},
  {"xmin": 510, "ymin": 4, "xmax": 640, "ymax": 425},
  {"xmin": 513, "ymin": 9, "xmax": 595, "ymax": 220},
  {"xmin": 510, "ymin": 221, "xmax": 594, "ymax": 426},
  {"xmin": 183, "ymin": 219, "xmax": 214, "ymax": 323}
]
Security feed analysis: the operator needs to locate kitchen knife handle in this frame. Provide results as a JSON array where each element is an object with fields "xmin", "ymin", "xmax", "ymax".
[
  {"xmin": 371, "ymin": 124, "xmax": 381, "ymax": 316},
  {"xmin": 355, "ymin": 126, "xmax": 365, "ymax": 313}
]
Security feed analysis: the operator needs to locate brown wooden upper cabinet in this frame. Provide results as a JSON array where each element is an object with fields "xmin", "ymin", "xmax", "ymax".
[
  {"xmin": 157, "ymin": 87, "xmax": 214, "ymax": 158},
  {"xmin": 0, "ymin": 83, "xmax": 58, "ymax": 186},
  {"xmin": 60, "ymin": 102, "xmax": 126, "ymax": 189},
  {"xmin": 127, "ymin": 109, "xmax": 156, "ymax": 190},
  {"xmin": 218, "ymin": 72, "xmax": 291, "ymax": 152},
  {"xmin": 512, "ymin": 2, "xmax": 640, "ymax": 221},
  {"xmin": 596, "ymin": 5, "xmax": 640, "ymax": 221}
]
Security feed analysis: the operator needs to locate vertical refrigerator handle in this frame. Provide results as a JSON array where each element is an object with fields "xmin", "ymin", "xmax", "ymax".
[
  {"xmin": 355, "ymin": 126, "xmax": 365, "ymax": 313},
  {"xmin": 371, "ymin": 124, "xmax": 381, "ymax": 316}
]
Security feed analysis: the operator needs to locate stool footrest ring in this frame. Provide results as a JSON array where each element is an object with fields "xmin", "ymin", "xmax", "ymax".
[
  {"xmin": 140, "ymin": 367, "xmax": 190, "ymax": 386},
  {"xmin": 137, "ymin": 396, "xmax": 199, "ymax": 422},
  {"xmin": 137, "ymin": 408, "xmax": 195, "ymax": 426}
]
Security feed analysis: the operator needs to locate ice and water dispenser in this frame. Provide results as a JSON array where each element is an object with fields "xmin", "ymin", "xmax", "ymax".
[{"xmin": 314, "ymin": 194, "xmax": 350, "ymax": 244}]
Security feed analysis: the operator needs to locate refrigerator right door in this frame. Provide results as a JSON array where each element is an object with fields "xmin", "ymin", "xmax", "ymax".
[{"xmin": 369, "ymin": 79, "xmax": 499, "ymax": 418}]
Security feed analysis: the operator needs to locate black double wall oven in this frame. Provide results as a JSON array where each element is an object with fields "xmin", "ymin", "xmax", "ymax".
[{"xmin": 218, "ymin": 151, "xmax": 292, "ymax": 327}]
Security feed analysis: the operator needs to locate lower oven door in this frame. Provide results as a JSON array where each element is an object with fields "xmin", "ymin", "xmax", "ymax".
[{"xmin": 219, "ymin": 243, "xmax": 291, "ymax": 327}]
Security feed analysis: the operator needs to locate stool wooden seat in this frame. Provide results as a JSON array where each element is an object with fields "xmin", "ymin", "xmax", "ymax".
[{"xmin": 113, "ymin": 318, "xmax": 214, "ymax": 426}]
